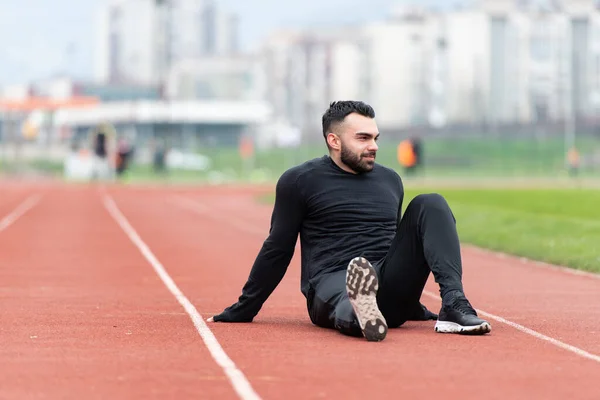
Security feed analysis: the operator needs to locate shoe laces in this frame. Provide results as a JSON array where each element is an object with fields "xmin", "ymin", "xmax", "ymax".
[{"xmin": 451, "ymin": 297, "xmax": 477, "ymax": 316}]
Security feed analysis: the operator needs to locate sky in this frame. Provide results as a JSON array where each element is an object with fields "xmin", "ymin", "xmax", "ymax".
[{"xmin": 0, "ymin": 0, "xmax": 456, "ymax": 86}]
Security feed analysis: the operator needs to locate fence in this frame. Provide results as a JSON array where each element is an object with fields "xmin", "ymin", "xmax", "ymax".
[{"xmin": 1, "ymin": 119, "xmax": 599, "ymax": 184}]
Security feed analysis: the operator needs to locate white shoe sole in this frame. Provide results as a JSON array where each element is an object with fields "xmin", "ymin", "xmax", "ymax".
[
  {"xmin": 346, "ymin": 257, "xmax": 388, "ymax": 342},
  {"xmin": 434, "ymin": 320, "xmax": 492, "ymax": 335}
]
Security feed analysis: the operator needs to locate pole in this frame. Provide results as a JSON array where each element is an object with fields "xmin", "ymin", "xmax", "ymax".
[
  {"xmin": 564, "ymin": 46, "xmax": 576, "ymax": 164},
  {"xmin": 0, "ymin": 110, "xmax": 4, "ymax": 171}
]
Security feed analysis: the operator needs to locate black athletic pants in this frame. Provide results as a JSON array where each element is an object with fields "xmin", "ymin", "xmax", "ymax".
[{"xmin": 308, "ymin": 193, "xmax": 465, "ymax": 337}]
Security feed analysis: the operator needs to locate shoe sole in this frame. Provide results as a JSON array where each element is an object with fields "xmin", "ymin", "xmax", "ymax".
[
  {"xmin": 434, "ymin": 320, "xmax": 492, "ymax": 335},
  {"xmin": 346, "ymin": 257, "xmax": 388, "ymax": 342}
]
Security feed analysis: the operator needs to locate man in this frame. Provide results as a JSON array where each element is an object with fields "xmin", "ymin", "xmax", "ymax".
[
  {"xmin": 116, "ymin": 137, "xmax": 134, "ymax": 178},
  {"xmin": 209, "ymin": 101, "xmax": 491, "ymax": 341},
  {"xmin": 89, "ymin": 123, "xmax": 115, "ymax": 181}
]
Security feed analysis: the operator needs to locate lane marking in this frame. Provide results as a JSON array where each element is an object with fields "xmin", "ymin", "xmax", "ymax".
[
  {"xmin": 103, "ymin": 194, "xmax": 261, "ymax": 400},
  {"xmin": 465, "ymin": 245, "xmax": 600, "ymax": 280},
  {"xmin": 173, "ymin": 194, "xmax": 600, "ymax": 365},
  {"xmin": 420, "ymin": 291, "xmax": 600, "ymax": 363},
  {"xmin": 173, "ymin": 195, "xmax": 266, "ymax": 235},
  {"xmin": 0, "ymin": 194, "xmax": 42, "ymax": 233}
]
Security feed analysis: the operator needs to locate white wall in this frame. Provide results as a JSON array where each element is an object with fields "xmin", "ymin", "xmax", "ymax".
[
  {"xmin": 112, "ymin": 0, "xmax": 157, "ymax": 84},
  {"xmin": 170, "ymin": 0, "xmax": 205, "ymax": 60},
  {"xmin": 443, "ymin": 11, "xmax": 490, "ymax": 123},
  {"xmin": 330, "ymin": 41, "xmax": 364, "ymax": 101},
  {"xmin": 93, "ymin": 3, "xmax": 111, "ymax": 83},
  {"xmin": 363, "ymin": 21, "xmax": 419, "ymax": 127}
]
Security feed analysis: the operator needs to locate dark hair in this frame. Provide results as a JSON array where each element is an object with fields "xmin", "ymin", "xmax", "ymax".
[{"xmin": 322, "ymin": 100, "xmax": 375, "ymax": 139}]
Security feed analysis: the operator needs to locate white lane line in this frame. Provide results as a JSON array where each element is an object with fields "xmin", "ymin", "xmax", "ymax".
[
  {"xmin": 0, "ymin": 194, "xmax": 42, "ymax": 233},
  {"xmin": 173, "ymin": 195, "xmax": 266, "ymax": 235},
  {"xmin": 103, "ymin": 194, "xmax": 261, "ymax": 400},
  {"xmin": 420, "ymin": 291, "xmax": 600, "ymax": 363},
  {"xmin": 173, "ymin": 194, "xmax": 600, "ymax": 365},
  {"xmin": 465, "ymin": 245, "xmax": 600, "ymax": 280}
]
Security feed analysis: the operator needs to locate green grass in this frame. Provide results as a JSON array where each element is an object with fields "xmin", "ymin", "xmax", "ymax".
[
  {"xmin": 259, "ymin": 187, "xmax": 600, "ymax": 274},
  {"xmin": 65, "ymin": 134, "xmax": 596, "ymax": 183},
  {"xmin": 3, "ymin": 134, "xmax": 599, "ymax": 182},
  {"xmin": 195, "ymin": 135, "xmax": 600, "ymax": 180}
]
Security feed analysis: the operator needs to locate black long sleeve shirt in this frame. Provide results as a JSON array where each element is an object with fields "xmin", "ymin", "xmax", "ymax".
[{"xmin": 217, "ymin": 155, "xmax": 404, "ymax": 322}]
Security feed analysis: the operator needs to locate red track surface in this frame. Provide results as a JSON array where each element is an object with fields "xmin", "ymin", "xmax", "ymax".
[{"xmin": 1, "ymin": 183, "xmax": 599, "ymax": 400}]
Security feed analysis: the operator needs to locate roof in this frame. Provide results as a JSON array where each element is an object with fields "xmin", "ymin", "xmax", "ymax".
[
  {"xmin": 0, "ymin": 96, "xmax": 100, "ymax": 112},
  {"xmin": 50, "ymin": 100, "xmax": 273, "ymax": 126}
]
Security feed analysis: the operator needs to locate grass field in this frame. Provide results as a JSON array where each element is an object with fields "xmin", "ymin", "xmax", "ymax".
[
  {"xmin": 173, "ymin": 135, "xmax": 600, "ymax": 180},
  {"xmin": 260, "ymin": 187, "xmax": 600, "ymax": 274},
  {"xmin": 3, "ymin": 134, "xmax": 599, "ymax": 183}
]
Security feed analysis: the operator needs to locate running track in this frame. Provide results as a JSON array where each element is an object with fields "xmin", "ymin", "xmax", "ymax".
[{"xmin": 1, "ymin": 182, "xmax": 598, "ymax": 399}]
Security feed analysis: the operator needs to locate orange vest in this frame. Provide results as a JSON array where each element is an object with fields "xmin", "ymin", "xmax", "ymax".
[
  {"xmin": 567, "ymin": 148, "xmax": 580, "ymax": 167},
  {"xmin": 398, "ymin": 140, "xmax": 416, "ymax": 167}
]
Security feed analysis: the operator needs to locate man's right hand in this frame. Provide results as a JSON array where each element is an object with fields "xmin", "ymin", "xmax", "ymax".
[{"xmin": 207, "ymin": 303, "xmax": 255, "ymax": 323}]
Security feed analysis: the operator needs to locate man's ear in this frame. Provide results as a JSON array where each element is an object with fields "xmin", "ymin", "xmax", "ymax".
[{"xmin": 327, "ymin": 132, "xmax": 341, "ymax": 150}]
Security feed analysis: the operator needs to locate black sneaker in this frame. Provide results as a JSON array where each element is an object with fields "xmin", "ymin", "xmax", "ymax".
[
  {"xmin": 434, "ymin": 295, "xmax": 491, "ymax": 335},
  {"xmin": 346, "ymin": 257, "xmax": 388, "ymax": 342}
]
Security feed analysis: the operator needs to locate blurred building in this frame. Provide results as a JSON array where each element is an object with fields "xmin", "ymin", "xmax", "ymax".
[
  {"xmin": 479, "ymin": 0, "xmax": 600, "ymax": 124},
  {"xmin": 259, "ymin": 28, "xmax": 371, "ymax": 139},
  {"xmin": 170, "ymin": 0, "xmax": 208, "ymax": 60},
  {"xmin": 200, "ymin": 0, "xmax": 239, "ymax": 56},
  {"xmin": 408, "ymin": 0, "xmax": 600, "ymax": 126},
  {"xmin": 256, "ymin": 0, "xmax": 600, "ymax": 131},
  {"xmin": 164, "ymin": 55, "xmax": 264, "ymax": 101},
  {"xmin": 363, "ymin": 6, "xmax": 440, "ymax": 128},
  {"xmin": 258, "ymin": 7, "xmax": 454, "ymax": 131},
  {"xmin": 95, "ymin": 0, "xmax": 160, "ymax": 85},
  {"xmin": 94, "ymin": 0, "xmax": 238, "ymax": 87},
  {"xmin": 0, "ymin": 84, "xmax": 33, "ymax": 100},
  {"xmin": 23, "ymin": 76, "xmax": 160, "ymax": 102}
]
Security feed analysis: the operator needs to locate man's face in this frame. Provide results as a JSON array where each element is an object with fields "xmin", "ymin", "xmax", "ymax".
[{"xmin": 331, "ymin": 113, "xmax": 380, "ymax": 174}]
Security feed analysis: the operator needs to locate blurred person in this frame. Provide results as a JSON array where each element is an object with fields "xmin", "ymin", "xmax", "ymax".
[
  {"xmin": 397, "ymin": 138, "xmax": 416, "ymax": 173},
  {"xmin": 116, "ymin": 137, "xmax": 134, "ymax": 178},
  {"xmin": 411, "ymin": 136, "xmax": 423, "ymax": 169},
  {"xmin": 152, "ymin": 141, "xmax": 168, "ymax": 174},
  {"xmin": 208, "ymin": 101, "xmax": 491, "ymax": 341},
  {"xmin": 397, "ymin": 137, "xmax": 423, "ymax": 175},
  {"xmin": 567, "ymin": 146, "xmax": 580, "ymax": 177},
  {"xmin": 90, "ymin": 123, "xmax": 115, "ymax": 181}
]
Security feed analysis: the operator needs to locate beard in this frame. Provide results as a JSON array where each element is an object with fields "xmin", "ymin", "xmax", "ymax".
[{"xmin": 340, "ymin": 144, "xmax": 376, "ymax": 174}]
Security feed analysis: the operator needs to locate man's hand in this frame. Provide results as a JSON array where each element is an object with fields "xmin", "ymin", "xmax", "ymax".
[{"xmin": 206, "ymin": 304, "xmax": 255, "ymax": 323}]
